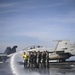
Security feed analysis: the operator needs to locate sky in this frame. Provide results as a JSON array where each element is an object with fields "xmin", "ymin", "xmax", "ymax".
[{"xmin": 0, "ymin": 0, "xmax": 75, "ymax": 52}]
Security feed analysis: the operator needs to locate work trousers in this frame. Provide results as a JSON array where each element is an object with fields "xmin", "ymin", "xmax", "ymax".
[{"xmin": 24, "ymin": 60, "xmax": 27, "ymax": 68}]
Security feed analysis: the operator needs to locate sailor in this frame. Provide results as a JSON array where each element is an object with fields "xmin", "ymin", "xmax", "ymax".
[
  {"xmin": 23, "ymin": 52, "xmax": 28, "ymax": 68},
  {"xmin": 37, "ymin": 51, "xmax": 42, "ymax": 68},
  {"xmin": 46, "ymin": 50, "xmax": 49, "ymax": 68},
  {"xmin": 29, "ymin": 52, "xmax": 34, "ymax": 68},
  {"xmin": 42, "ymin": 51, "xmax": 46, "ymax": 68},
  {"xmin": 33, "ymin": 51, "xmax": 37, "ymax": 68}
]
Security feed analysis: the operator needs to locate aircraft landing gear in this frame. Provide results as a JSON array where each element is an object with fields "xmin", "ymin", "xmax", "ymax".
[{"xmin": 59, "ymin": 59, "xmax": 66, "ymax": 62}]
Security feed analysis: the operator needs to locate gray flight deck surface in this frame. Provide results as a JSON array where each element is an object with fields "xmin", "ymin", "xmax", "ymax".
[
  {"xmin": 0, "ymin": 52, "xmax": 75, "ymax": 75},
  {"xmin": 0, "ymin": 62, "xmax": 13, "ymax": 75},
  {"xmin": 0, "ymin": 61, "xmax": 75, "ymax": 75}
]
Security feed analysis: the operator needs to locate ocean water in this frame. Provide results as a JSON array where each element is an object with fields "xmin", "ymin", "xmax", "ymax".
[{"xmin": 0, "ymin": 52, "xmax": 75, "ymax": 75}]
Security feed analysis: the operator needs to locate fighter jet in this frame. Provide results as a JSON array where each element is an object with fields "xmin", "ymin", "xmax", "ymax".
[
  {"xmin": 24, "ymin": 40, "xmax": 75, "ymax": 62},
  {"xmin": 0, "ymin": 46, "xmax": 17, "ymax": 63},
  {"xmin": 49, "ymin": 40, "xmax": 75, "ymax": 62}
]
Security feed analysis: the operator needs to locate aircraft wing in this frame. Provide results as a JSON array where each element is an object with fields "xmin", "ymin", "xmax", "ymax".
[
  {"xmin": 0, "ymin": 53, "xmax": 7, "ymax": 57},
  {"xmin": 0, "ymin": 53, "xmax": 15, "ymax": 58},
  {"xmin": 7, "ymin": 53, "xmax": 16, "ymax": 57},
  {"xmin": 49, "ymin": 51, "xmax": 65, "ymax": 54}
]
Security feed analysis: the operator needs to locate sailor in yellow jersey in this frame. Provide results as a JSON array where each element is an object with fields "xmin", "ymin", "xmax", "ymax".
[{"xmin": 23, "ymin": 52, "xmax": 28, "ymax": 68}]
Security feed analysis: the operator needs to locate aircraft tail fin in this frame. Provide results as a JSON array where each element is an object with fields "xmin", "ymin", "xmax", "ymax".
[
  {"xmin": 55, "ymin": 40, "xmax": 70, "ymax": 51},
  {"xmin": 4, "ymin": 46, "xmax": 17, "ymax": 55}
]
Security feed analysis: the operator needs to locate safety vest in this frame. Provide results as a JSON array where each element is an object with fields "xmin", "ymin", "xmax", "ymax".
[{"xmin": 23, "ymin": 54, "xmax": 27, "ymax": 60}]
